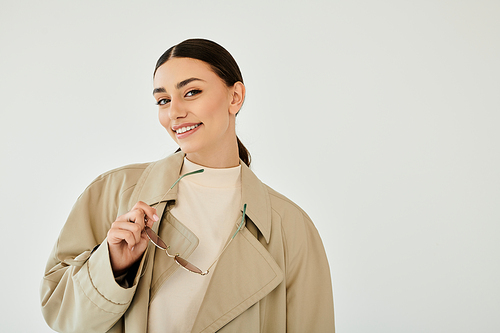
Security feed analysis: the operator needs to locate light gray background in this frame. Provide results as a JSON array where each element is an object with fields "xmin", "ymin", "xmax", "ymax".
[{"xmin": 1, "ymin": 0, "xmax": 499, "ymax": 332}]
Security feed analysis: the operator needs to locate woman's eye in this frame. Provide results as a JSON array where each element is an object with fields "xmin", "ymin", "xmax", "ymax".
[
  {"xmin": 185, "ymin": 89, "xmax": 201, "ymax": 97},
  {"xmin": 156, "ymin": 98, "xmax": 170, "ymax": 106}
]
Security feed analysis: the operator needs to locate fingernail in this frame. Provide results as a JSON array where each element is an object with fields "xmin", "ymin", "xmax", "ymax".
[{"xmin": 153, "ymin": 214, "xmax": 159, "ymax": 222}]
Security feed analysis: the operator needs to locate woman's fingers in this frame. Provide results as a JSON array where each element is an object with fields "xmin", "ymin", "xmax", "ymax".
[
  {"xmin": 108, "ymin": 221, "xmax": 143, "ymax": 248},
  {"xmin": 127, "ymin": 201, "xmax": 159, "ymax": 228},
  {"xmin": 136, "ymin": 201, "xmax": 160, "ymax": 227},
  {"xmin": 107, "ymin": 201, "xmax": 160, "ymax": 275},
  {"xmin": 110, "ymin": 201, "xmax": 160, "ymax": 248}
]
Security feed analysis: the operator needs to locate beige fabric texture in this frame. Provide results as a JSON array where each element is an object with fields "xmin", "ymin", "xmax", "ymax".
[
  {"xmin": 149, "ymin": 158, "xmax": 242, "ymax": 333},
  {"xmin": 40, "ymin": 152, "xmax": 335, "ymax": 333}
]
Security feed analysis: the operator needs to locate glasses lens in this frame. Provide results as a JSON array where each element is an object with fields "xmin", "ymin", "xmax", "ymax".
[
  {"xmin": 145, "ymin": 227, "xmax": 168, "ymax": 250},
  {"xmin": 175, "ymin": 256, "xmax": 203, "ymax": 275}
]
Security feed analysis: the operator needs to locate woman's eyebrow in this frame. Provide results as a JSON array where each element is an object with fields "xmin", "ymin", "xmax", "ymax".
[
  {"xmin": 153, "ymin": 87, "xmax": 166, "ymax": 95},
  {"xmin": 176, "ymin": 77, "xmax": 205, "ymax": 89},
  {"xmin": 152, "ymin": 77, "xmax": 205, "ymax": 95}
]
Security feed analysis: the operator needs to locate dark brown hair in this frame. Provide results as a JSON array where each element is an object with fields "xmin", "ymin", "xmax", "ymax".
[{"xmin": 154, "ymin": 39, "xmax": 251, "ymax": 166}]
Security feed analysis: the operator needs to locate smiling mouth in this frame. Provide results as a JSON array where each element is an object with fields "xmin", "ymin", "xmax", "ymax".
[{"xmin": 175, "ymin": 123, "xmax": 201, "ymax": 134}]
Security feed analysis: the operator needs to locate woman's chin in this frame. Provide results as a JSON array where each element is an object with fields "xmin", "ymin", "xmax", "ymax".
[{"xmin": 177, "ymin": 145, "xmax": 202, "ymax": 156}]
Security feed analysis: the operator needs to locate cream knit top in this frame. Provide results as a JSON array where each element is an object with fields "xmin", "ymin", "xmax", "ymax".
[{"xmin": 148, "ymin": 158, "xmax": 242, "ymax": 333}]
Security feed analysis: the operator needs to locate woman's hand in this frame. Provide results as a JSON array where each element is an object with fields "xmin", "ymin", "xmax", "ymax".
[{"xmin": 107, "ymin": 201, "xmax": 159, "ymax": 276}]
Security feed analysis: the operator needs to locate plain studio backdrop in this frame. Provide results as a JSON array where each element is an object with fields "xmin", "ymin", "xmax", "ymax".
[{"xmin": 1, "ymin": 1, "xmax": 499, "ymax": 332}]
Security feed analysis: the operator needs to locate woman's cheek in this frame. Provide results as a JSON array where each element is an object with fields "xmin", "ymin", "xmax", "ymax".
[
  {"xmin": 158, "ymin": 112, "xmax": 176, "ymax": 140},
  {"xmin": 158, "ymin": 111, "xmax": 170, "ymax": 129}
]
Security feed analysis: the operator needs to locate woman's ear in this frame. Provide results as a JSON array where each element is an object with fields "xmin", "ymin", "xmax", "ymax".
[{"xmin": 229, "ymin": 82, "xmax": 246, "ymax": 115}]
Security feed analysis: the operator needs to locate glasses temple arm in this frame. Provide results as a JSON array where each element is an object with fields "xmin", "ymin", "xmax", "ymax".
[
  {"xmin": 231, "ymin": 203, "xmax": 246, "ymax": 240},
  {"xmin": 204, "ymin": 203, "xmax": 247, "ymax": 275},
  {"xmin": 169, "ymin": 169, "xmax": 204, "ymax": 189},
  {"xmin": 151, "ymin": 169, "xmax": 205, "ymax": 208}
]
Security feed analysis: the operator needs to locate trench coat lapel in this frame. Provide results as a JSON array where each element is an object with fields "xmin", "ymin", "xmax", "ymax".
[
  {"xmin": 127, "ymin": 152, "xmax": 185, "ymax": 208},
  {"xmin": 123, "ymin": 153, "xmax": 186, "ymax": 332},
  {"xmin": 128, "ymin": 152, "xmax": 202, "ymax": 300},
  {"xmin": 191, "ymin": 160, "xmax": 283, "ymax": 332},
  {"xmin": 191, "ymin": 225, "xmax": 283, "ymax": 333}
]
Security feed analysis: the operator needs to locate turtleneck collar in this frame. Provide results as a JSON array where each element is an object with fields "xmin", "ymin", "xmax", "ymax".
[{"xmin": 180, "ymin": 157, "xmax": 241, "ymax": 188}]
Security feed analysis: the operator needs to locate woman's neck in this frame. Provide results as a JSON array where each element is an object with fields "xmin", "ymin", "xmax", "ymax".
[{"xmin": 185, "ymin": 141, "xmax": 240, "ymax": 168}]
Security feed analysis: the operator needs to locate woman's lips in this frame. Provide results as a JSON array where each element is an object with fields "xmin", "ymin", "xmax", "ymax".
[{"xmin": 174, "ymin": 123, "xmax": 202, "ymax": 139}]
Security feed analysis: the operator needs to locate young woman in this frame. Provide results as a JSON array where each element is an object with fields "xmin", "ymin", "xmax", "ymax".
[{"xmin": 41, "ymin": 39, "xmax": 334, "ymax": 333}]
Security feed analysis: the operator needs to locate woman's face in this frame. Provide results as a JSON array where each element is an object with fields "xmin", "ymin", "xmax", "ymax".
[{"xmin": 153, "ymin": 57, "xmax": 243, "ymax": 165}]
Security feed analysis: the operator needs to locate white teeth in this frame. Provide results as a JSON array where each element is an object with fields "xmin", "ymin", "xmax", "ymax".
[{"xmin": 175, "ymin": 124, "xmax": 199, "ymax": 134}]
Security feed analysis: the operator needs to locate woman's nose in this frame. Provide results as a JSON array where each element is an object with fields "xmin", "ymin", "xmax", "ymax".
[{"xmin": 168, "ymin": 99, "xmax": 187, "ymax": 120}]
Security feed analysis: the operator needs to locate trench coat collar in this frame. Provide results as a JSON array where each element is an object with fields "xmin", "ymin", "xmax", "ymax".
[{"xmin": 130, "ymin": 151, "xmax": 272, "ymax": 243}]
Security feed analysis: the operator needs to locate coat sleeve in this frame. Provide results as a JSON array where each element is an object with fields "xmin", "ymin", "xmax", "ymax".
[
  {"xmin": 40, "ymin": 171, "xmax": 143, "ymax": 333},
  {"xmin": 283, "ymin": 210, "xmax": 335, "ymax": 333}
]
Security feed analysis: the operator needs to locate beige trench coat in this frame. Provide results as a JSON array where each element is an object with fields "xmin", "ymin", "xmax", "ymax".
[{"xmin": 41, "ymin": 152, "xmax": 334, "ymax": 332}]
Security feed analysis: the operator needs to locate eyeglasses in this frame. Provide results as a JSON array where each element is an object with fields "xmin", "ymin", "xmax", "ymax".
[{"xmin": 144, "ymin": 169, "xmax": 246, "ymax": 276}]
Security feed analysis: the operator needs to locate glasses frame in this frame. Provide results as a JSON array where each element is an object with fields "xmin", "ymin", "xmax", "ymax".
[{"xmin": 144, "ymin": 169, "xmax": 246, "ymax": 276}]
